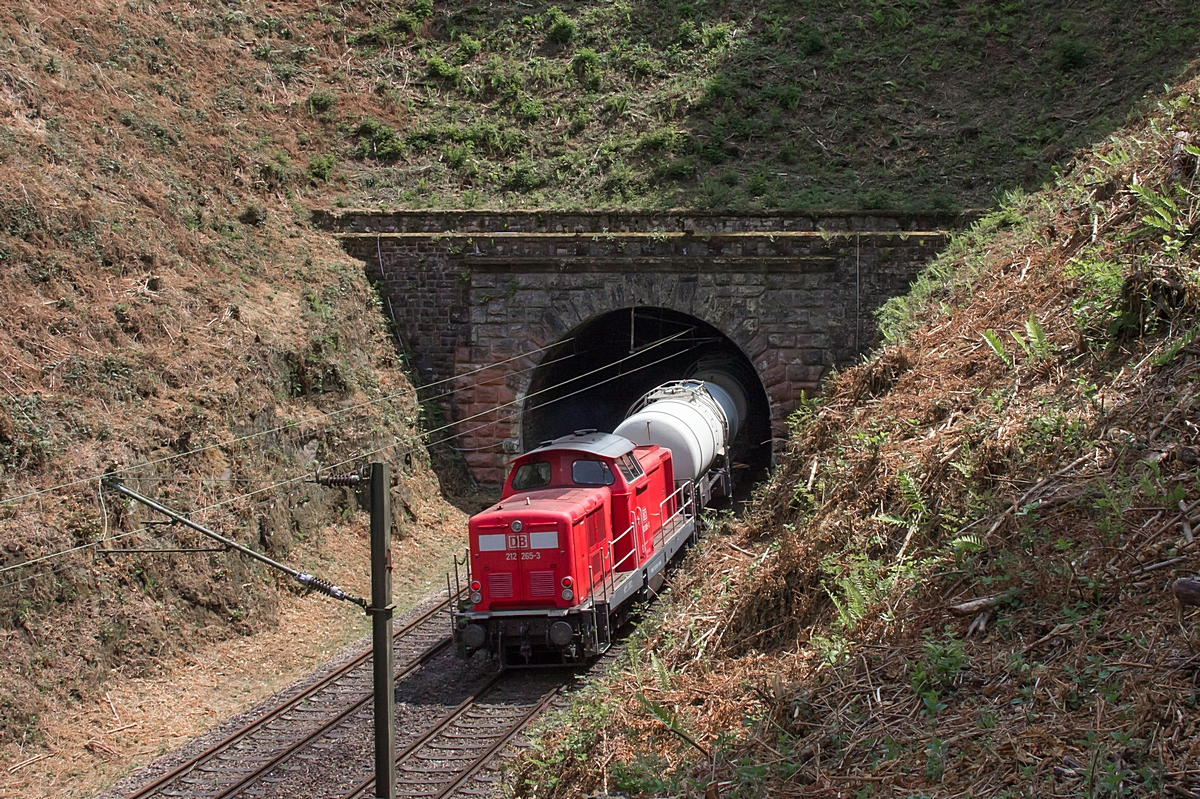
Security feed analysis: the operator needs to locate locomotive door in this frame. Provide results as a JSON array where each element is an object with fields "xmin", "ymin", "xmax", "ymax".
[
  {"xmin": 582, "ymin": 508, "xmax": 609, "ymax": 596},
  {"xmin": 634, "ymin": 484, "xmax": 655, "ymax": 560}
]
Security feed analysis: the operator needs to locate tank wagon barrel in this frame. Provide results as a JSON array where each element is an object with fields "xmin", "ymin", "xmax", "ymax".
[
  {"xmin": 614, "ymin": 378, "xmax": 743, "ymax": 506},
  {"xmin": 451, "ymin": 378, "xmax": 743, "ymax": 665}
]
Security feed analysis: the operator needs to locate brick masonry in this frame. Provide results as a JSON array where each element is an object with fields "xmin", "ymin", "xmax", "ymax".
[{"xmin": 317, "ymin": 209, "xmax": 972, "ymax": 486}]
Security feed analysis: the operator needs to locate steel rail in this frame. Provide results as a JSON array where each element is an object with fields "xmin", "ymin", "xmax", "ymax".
[
  {"xmin": 337, "ymin": 672, "xmax": 507, "ymax": 799},
  {"xmin": 208, "ymin": 639, "xmax": 453, "ymax": 799},
  {"xmin": 428, "ymin": 687, "xmax": 560, "ymax": 799},
  {"xmin": 338, "ymin": 673, "xmax": 559, "ymax": 799},
  {"xmin": 122, "ymin": 594, "xmax": 456, "ymax": 799}
]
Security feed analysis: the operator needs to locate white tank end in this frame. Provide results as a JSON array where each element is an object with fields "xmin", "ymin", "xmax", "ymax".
[{"xmin": 614, "ymin": 380, "xmax": 735, "ymax": 482}]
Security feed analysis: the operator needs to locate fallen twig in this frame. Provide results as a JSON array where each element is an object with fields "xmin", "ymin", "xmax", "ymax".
[
  {"xmin": 947, "ymin": 594, "xmax": 1001, "ymax": 617},
  {"xmin": 7, "ymin": 753, "xmax": 49, "ymax": 773}
]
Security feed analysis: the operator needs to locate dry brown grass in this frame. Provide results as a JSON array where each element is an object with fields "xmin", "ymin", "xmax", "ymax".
[{"xmin": 0, "ymin": 1, "xmax": 474, "ymax": 794}]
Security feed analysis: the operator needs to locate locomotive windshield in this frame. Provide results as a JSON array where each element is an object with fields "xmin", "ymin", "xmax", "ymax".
[
  {"xmin": 511, "ymin": 461, "xmax": 552, "ymax": 490},
  {"xmin": 572, "ymin": 459, "xmax": 615, "ymax": 486}
]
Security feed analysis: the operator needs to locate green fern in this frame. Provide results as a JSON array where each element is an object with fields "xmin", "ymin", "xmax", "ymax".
[
  {"xmin": 1025, "ymin": 314, "xmax": 1050, "ymax": 358},
  {"xmin": 1131, "ymin": 183, "xmax": 1181, "ymax": 232},
  {"xmin": 949, "ymin": 534, "xmax": 983, "ymax": 553},
  {"xmin": 982, "ymin": 328, "xmax": 1011, "ymax": 367},
  {"xmin": 635, "ymin": 692, "xmax": 674, "ymax": 726},
  {"xmin": 1152, "ymin": 324, "xmax": 1200, "ymax": 367},
  {"xmin": 822, "ymin": 554, "xmax": 895, "ymax": 632},
  {"xmin": 898, "ymin": 471, "xmax": 927, "ymax": 522},
  {"xmin": 650, "ymin": 650, "xmax": 672, "ymax": 692},
  {"xmin": 873, "ymin": 471, "xmax": 927, "ymax": 535},
  {"xmin": 824, "ymin": 583, "xmax": 857, "ymax": 630},
  {"xmin": 626, "ymin": 639, "xmax": 642, "ymax": 675}
]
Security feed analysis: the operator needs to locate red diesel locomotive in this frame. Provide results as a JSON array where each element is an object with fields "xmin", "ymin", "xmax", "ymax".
[{"xmin": 452, "ymin": 378, "xmax": 745, "ymax": 664}]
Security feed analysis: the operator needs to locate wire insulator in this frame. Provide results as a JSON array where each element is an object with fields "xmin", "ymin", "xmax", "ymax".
[
  {"xmin": 316, "ymin": 473, "xmax": 362, "ymax": 487},
  {"xmin": 295, "ymin": 573, "xmax": 368, "ymax": 608}
]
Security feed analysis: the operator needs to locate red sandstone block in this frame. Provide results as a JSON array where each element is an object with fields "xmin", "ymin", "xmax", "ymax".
[
  {"xmin": 476, "ymin": 468, "xmax": 507, "ymax": 488},
  {"xmin": 464, "ymin": 452, "xmax": 494, "ymax": 469},
  {"xmin": 762, "ymin": 364, "xmax": 787, "ymax": 385},
  {"xmin": 785, "ymin": 364, "xmax": 811, "ymax": 383}
]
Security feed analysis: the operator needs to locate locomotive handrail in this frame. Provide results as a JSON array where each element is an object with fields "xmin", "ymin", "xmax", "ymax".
[
  {"xmin": 656, "ymin": 480, "xmax": 695, "ymax": 549},
  {"xmin": 610, "ymin": 521, "xmax": 638, "ymax": 573}
]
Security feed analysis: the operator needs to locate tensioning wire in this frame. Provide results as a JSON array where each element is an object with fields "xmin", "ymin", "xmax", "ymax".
[
  {"xmin": 0, "ymin": 338, "xmax": 572, "ymax": 507},
  {"xmin": 0, "ymin": 331, "xmax": 692, "ymax": 580}
]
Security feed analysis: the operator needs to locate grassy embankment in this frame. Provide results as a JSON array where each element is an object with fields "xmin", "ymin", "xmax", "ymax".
[
  {"xmin": 327, "ymin": 0, "xmax": 1198, "ymax": 210},
  {"xmin": 516, "ymin": 76, "xmax": 1200, "ymax": 798}
]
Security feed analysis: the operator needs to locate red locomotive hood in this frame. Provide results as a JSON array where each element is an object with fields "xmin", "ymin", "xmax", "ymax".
[
  {"xmin": 468, "ymin": 486, "xmax": 613, "ymax": 612},
  {"xmin": 476, "ymin": 486, "xmax": 607, "ymax": 520}
]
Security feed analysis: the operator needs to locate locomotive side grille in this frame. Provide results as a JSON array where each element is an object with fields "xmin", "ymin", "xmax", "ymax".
[
  {"xmin": 488, "ymin": 572, "xmax": 514, "ymax": 598},
  {"xmin": 528, "ymin": 570, "xmax": 555, "ymax": 598}
]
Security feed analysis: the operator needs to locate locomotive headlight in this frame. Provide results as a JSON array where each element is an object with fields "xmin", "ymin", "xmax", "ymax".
[
  {"xmin": 462, "ymin": 623, "xmax": 487, "ymax": 650},
  {"xmin": 470, "ymin": 591, "xmax": 482, "ymax": 604},
  {"xmin": 548, "ymin": 620, "xmax": 574, "ymax": 647},
  {"xmin": 510, "ymin": 519, "xmax": 523, "ymax": 532},
  {"xmin": 561, "ymin": 588, "xmax": 574, "ymax": 601},
  {"xmin": 470, "ymin": 580, "xmax": 481, "ymax": 591},
  {"xmin": 560, "ymin": 576, "xmax": 573, "ymax": 588}
]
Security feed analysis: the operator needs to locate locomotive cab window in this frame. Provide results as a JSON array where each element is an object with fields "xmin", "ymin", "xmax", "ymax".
[
  {"xmin": 615, "ymin": 453, "xmax": 644, "ymax": 481},
  {"xmin": 572, "ymin": 459, "xmax": 614, "ymax": 486},
  {"xmin": 511, "ymin": 461, "xmax": 552, "ymax": 490}
]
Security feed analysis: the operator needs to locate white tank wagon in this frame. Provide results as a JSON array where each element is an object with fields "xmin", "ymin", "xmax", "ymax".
[{"xmin": 613, "ymin": 379, "xmax": 746, "ymax": 504}]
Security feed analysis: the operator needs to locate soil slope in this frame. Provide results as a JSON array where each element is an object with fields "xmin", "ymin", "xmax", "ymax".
[{"xmin": 0, "ymin": 1, "xmax": 469, "ymax": 794}]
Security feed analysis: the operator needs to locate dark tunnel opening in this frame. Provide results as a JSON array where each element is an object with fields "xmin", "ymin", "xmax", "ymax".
[{"xmin": 522, "ymin": 307, "xmax": 773, "ymax": 483}]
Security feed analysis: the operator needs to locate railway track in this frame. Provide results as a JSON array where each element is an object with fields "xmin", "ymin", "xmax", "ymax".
[
  {"xmin": 115, "ymin": 592, "xmax": 605, "ymax": 799},
  {"xmin": 120, "ymin": 594, "xmax": 456, "ymax": 799},
  {"xmin": 339, "ymin": 672, "xmax": 562, "ymax": 799}
]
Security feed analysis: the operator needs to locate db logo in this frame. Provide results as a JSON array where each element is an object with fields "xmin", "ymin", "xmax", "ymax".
[{"xmin": 507, "ymin": 534, "xmax": 529, "ymax": 550}]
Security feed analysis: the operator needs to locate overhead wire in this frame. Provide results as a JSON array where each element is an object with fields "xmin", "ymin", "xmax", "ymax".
[
  {"xmin": 0, "ymin": 339, "xmax": 572, "ymax": 506},
  {"xmin": 0, "ymin": 521, "xmax": 178, "ymax": 588},
  {"xmin": 0, "ymin": 329, "xmax": 698, "ymax": 584},
  {"xmin": 72, "ymin": 348, "xmax": 587, "ymax": 487},
  {"xmin": 425, "ymin": 340, "xmax": 704, "ymax": 454}
]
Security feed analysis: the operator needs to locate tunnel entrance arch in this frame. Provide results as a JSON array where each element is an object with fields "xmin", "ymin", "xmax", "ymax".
[
  {"xmin": 329, "ymin": 210, "xmax": 968, "ymax": 485},
  {"xmin": 522, "ymin": 307, "xmax": 773, "ymax": 474}
]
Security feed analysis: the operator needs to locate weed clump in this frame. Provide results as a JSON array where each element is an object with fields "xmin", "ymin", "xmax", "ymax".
[
  {"xmin": 307, "ymin": 89, "xmax": 336, "ymax": 114},
  {"xmin": 503, "ymin": 160, "xmax": 545, "ymax": 192},
  {"xmin": 1057, "ymin": 38, "xmax": 1090, "ymax": 72},
  {"xmin": 544, "ymin": 6, "xmax": 576, "ymax": 45},
  {"xmin": 354, "ymin": 118, "xmax": 405, "ymax": 162},
  {"xmin": 307, "ymin": 153, "xmax": 337, "ymax": 183}
]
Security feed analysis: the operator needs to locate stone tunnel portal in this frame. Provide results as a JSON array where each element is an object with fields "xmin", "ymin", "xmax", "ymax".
[{"xmin": 522, "ymin": 307, "xmax": 773, "ymax": 476}]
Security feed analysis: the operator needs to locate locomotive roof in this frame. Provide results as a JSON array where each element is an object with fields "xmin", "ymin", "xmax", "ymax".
[{"xmin": 526, "ymin": 430, "xmax": 635, "ymax": 459}]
